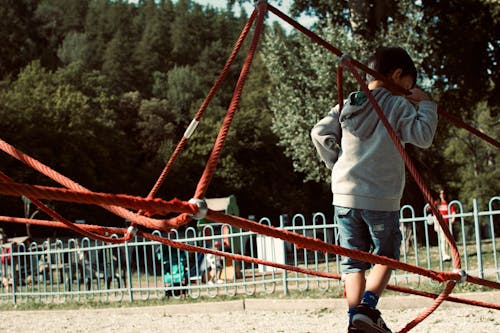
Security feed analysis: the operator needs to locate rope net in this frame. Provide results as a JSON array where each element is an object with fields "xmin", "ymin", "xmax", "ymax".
[{"xmin": 0, "ymin": 2, "xmax": 498, "ymax": 332}]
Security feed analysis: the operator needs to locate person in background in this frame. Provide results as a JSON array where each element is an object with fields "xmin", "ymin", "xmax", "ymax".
[
  {"xmin": 429, "ymin": 188, "xmax": 456, "ymax": 262},
  {"xmin": 206, "ymin": 241, "xmax": 224, "ymax": 284}
]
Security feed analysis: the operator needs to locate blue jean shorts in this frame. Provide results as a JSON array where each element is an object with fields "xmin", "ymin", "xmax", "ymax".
[{"xmin": 335, "ymin": 206, "xmax": 402, "ymax": 273}]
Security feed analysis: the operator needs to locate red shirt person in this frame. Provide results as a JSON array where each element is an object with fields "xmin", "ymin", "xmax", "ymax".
[{"xmin": 433, "ymin": 188, "xmax": 456, "ymax": 261}]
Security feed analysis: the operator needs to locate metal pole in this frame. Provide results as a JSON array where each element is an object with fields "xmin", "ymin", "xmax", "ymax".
[
  {"xmin": 279, "ymin": 214, "xmax": 288, "ymax": 296},
  {"xmin": 473, "ymin": 198, "xmax": 484, "ymax": 279},
  {"xmin": 9, "ymin": 243, "xmax": 16, "ymax": 304},
  {"xmin": 124, "ymin": 241, "xmax": 133, "ymax": 302}
]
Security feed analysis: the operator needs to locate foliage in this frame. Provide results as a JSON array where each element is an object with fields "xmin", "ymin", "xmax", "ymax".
[
  {"xmin": 443, "ymin": 102, "xmax": 499, "ymax": 206},
  {"xmin": 0, "ymin": 0, "xmax": 42, "ymax": 79},
  {"xmin": 0, "ymin": 60, "xmax": 135, "ymax": 224}
]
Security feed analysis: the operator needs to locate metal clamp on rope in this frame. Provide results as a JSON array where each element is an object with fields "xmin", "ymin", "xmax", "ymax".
[
  {"xmin": 127, "ymin": 225, "xmax": 138, "ymax": 238},
  {"xmin": 184, "ymin": 119, "xmax": 199, "ymax": 139},
  {"xmin": 453, "ymin": 268, "xmax": 467, "ymax": 284},
  {"xmin": 339, "ymin": 53, "xmax": 352, "ymax": 68},
  {"xmin": 189, "ymin": 198, "xmax": 208, "ymax": 220}
]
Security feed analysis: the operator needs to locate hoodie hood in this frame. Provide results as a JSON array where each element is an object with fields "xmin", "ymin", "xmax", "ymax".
[{"xmin": 339, "ymin": 88, "xmax": 392, "ymax": 140}]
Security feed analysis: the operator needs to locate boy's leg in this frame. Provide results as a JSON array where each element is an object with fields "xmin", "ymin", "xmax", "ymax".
[
  {"xmin": 344, "ymin": 271, "xmax": 365, "ymax": 307},
  {"xmin": 352, "ymin": 265, "xmax": 393, "ymax": 333},
  {"xmin": 345, "ymin": 271, "xmax": 368, "ymax": 332},
  {"xmin": 335, "ymin": 206, "xmax": 372, "ymax": 331},
  {"xmin": 351, "ymin": 209, "xmax": 400, "ymax": 333},
  {"xmin": 365, "ymin": 264, "xmax": 392, "ymax": 296}
]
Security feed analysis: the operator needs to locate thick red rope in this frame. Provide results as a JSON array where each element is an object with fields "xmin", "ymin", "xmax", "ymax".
[
  {"xmin": 2, "ymin": 214, "xmax": 498, "ymax": 311},
  {"xmin": 145, "ymin": 9, "xmax": 259, "ymax": 200},
  {"xmin": 193, "ymin": 1, "xmax": 268, "ymax": 200},
  {"xmin": 399, "ymin": 281, "xmax": 457, "ymax": 332},
  {"xmin": 0, "ymin": 172, "xmax": 130, "ymax": 243},
  {"xmin": 0, "ymin": 138, "xmax": 171, "ymax": 232},
  {"xmin": 0, "ymin": 182, "xmax": 195, "ymax": 217}
]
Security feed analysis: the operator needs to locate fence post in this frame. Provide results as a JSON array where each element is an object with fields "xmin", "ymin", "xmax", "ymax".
[
  {"xmin": 473, "ymin": 198, "xmax": 484, "ymax": 279},
  {"xmin": 280, "ymin": 214, "xmax": 288, "ymax": 296},
  {"xmin": 9, "ymin": 243, "xmax": 16, "ymax": 304},
  {"xmin": 124, "ymin": 240, "xmax": 133, "ymax": 302}
]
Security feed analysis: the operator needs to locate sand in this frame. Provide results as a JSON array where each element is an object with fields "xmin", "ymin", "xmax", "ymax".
[{"xmin": 1, "ymin": 291, "xmax": 499, "ymax": 333}]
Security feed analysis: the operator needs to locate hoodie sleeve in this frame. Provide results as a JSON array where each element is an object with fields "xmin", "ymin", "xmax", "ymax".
[
  {"xmin": 395, "ymin": 99, "xmax": 438, "ymax": 148},
  {"xmin": 311, "ymin": 106, "xmax": 342, "ymax": 169}
]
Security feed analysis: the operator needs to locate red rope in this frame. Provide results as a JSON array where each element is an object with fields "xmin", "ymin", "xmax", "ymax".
[
  {"xmin": 2, "ymin": 214, "xmax": 498, "ymax": 311},
  {"xmin": 386, "ymin": 284, "xmax": 500, "ymax": 310},
  {"xmin": 437, "ymin": 108, "xmax": 500, "ymax": 149},
  {"xmin": 0, "ymin": 182, "xmax": 195, "ymax": 218},
  {"xmin": 145, "ymin": 9, "xmax": 259, "ymax": 200},
  {"xmin": 399, "ymin": 281, "xmax": 456, "ymax": 332},
  {"xmin": 0, "ymin": 138, "xmax": 171, "ymax": 232},
  {"xmin": 193, "ymin": 1, "xmax": 267, "ymax": 200},
  {"xmin": 0, "ymin": 172, "xmax": 130, "ymax": 243},
  {"xmin": 206, "ymin": 210, "xmax": 465, "ymax": 283}
]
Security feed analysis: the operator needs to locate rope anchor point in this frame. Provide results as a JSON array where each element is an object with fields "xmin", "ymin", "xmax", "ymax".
[
  {"xmin": 453, "ymin": 268, "xmax": 467, "ymax": 284},
  {"xmin": 189, "ymin": 198, "xmax": 208, "ymax": 220},
  {"xmin": 127, "ymin": 225, "xmax": 138, "ymax": 238},
  {"xmin": 339, "ymin": 53, "xmax": 352, "ymax": 67}
]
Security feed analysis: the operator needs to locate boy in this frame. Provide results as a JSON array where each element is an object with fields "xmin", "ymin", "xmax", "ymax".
[{"xmin": 311, "ymin": 47, "xmax": 438, "ymax": 333}]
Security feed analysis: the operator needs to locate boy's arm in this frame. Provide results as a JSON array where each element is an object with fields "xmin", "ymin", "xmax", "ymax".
[
  {"xmin": 397, "ymin": 88, "xmax": 438, "ymax": 148},
  {"xmin": 310, "ymin": 106, "xmax": 342, "ymax": 169}
]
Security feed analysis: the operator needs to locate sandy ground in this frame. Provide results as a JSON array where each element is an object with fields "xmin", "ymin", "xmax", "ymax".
[{"xmin": 0, "ymin": 292, "xmax": 498, "ymax": 333}]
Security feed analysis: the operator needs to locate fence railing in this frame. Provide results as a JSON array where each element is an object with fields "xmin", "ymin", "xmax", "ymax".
[{"xmin": 1, "ymin": 197, "xmax": 498, "ymax": 304}]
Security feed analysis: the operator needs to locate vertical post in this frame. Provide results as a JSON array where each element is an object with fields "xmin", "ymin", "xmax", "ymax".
[
  {"xmin": 279, "ymin": 214, "xmax": 288, "ymax": 296},
  {"xmin": 124, "ymin": 241, "xmax": 133, "ymax": 302},
  {"xmin": 473, "ymin": 198, "xmax": 484, "ymax": 279},
  {"xmin": 9, "ymin": 243, "xmax": 16, "ymax": 304}
]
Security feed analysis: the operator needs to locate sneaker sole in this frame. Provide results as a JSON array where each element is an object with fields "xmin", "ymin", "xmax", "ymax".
[{"xmin": 353, "ymin": 314, "xmax": 391, "ymax": 333}]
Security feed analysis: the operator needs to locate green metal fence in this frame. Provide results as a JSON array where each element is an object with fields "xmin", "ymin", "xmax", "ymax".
[{"xmin": 1, "ymin": 197, "xmax": 498, "ymax": 304}]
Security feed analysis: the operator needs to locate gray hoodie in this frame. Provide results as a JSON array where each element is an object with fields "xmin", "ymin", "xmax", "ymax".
[{"xmin": 311, "ymin": 87, "xmax": 438, "ymax": 211}]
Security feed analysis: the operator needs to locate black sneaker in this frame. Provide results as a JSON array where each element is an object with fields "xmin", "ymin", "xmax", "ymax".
[
  {"xmin": 348, "ymin": 323, "xmax": 365, "ymax": 332},
  {"xmin": 352, "ymin": 305, "xmax": 392, "ymax": 333}
]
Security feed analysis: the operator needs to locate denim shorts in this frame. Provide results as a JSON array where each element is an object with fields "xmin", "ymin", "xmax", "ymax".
[{"xmin": 335, "ymin": 206, "xmax": 402, "ymax": 273}]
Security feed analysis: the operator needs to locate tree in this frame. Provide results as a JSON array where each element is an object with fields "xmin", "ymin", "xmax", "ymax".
[
  {"xmin": 421, "ymin": 0, "xmax": 499, "ymax": 118},
  {"xmin": 0, "ymin": 0, "xmax": 42, "ymax": 79},
  {"xmin": 165, "ymin": 65, "xmax": 204, "ymax": 125},
  {"xmin": 443, "ymin": 102, "xmax": 499, "ymax": 206},
  {"xmin": 0, "ymin": 61, "xmax": 137, "ymax": 224},
  {"xmin": 101, "ymin": 28, "xmax": 137, "ymax": 94},
  {"xmin": 133, "ymin": 0, "xmax": 173, "ymax": 95},
  {"xmin": 57, "ymin": 32, "xmax": 88, "ymax": 65}
]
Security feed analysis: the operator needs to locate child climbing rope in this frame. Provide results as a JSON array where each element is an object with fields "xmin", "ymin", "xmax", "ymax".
[{"xmin": 311, "ymin": 46, "xmax": 438, "ymax": 333}]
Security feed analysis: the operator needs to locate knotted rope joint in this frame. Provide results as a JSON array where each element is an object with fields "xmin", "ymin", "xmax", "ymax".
[{"xmin": 188, "ymin": 198, "xmax": 208, "ymax": 220}]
